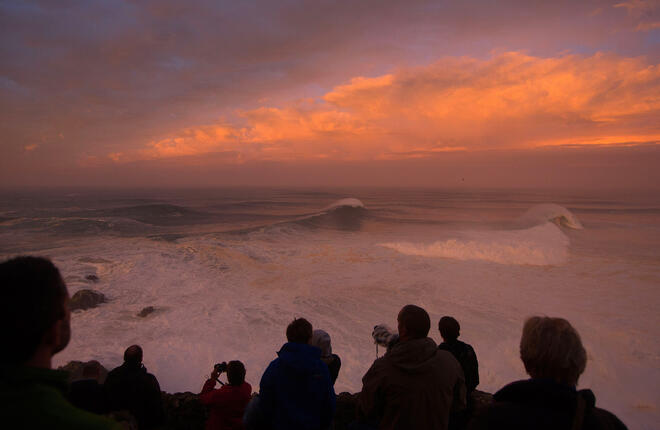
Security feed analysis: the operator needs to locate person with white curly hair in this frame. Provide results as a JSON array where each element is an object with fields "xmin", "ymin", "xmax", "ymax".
[{"xmin": 468, "ymin": 316, "xmax": 627, "ymax": 430}]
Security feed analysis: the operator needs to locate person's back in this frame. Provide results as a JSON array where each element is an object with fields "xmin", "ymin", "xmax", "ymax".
[
  {"xmin": 438, "ymin": 317, "xmax": 479, "ymax": 394},
  {"xmin": 259, "ymin": 318, "xmax": 336, "ymax": 430},
  {"xmin": 360, "ymin": 338, "xmax": 465, "ymax": 429},
  {"xmin": 357, "ymin": 305, "xmax": 466, "ymax": 430},
  {"xmin": 467, "ymin": 379, "xmax": 626, "ymax": 430},
  {"xmin": 0, "ymin": 256, "xmax": 119, "ymax": 430},
  {"xmin": 105, "ymin": 345, "xmax": 164, "ymax": 429},
  {"xmin": 438, "ymin": 340, "xmax": 478, "ymax": 392},
  {"xmin": 199, "ymin": 360, "xmax": 252, "ymax": 430}
]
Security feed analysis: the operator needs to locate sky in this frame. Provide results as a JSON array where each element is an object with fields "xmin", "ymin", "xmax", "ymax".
[{"xmin": 1, "ymin": 0, "xmax": 659, "ymax": 188}]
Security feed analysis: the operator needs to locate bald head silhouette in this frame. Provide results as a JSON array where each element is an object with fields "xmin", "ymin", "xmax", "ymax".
[{"xmin": 124, "ymin": 345, "xmax": 143, "ymax": 366}]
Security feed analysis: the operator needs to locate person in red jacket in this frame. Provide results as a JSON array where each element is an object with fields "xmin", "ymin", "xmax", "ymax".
[{"xmin": 200, "ymin": 360, "xmax": 252, "ymax": 430}]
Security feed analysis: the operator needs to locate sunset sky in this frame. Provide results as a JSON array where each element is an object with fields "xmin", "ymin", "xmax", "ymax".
[{"xmin": 2, "ymin": 0, "xmax": 659, "ymax": 188}]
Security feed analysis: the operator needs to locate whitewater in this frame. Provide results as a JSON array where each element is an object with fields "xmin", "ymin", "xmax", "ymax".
[{"xmin": 0, "ymin": 188, "xmax": 658, "ymax": 429}]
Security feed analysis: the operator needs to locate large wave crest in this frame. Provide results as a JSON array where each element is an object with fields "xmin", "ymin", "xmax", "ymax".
[
  {"xmin": 293, "ymin": 198, "xmax": 367, "ymax": 231},
  {"xmin": 518, "ymin": 204, "xmax": 583, "ymax": 229}
]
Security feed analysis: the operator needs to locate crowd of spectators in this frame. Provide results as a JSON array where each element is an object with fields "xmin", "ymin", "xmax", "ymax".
[{"xmin": 0, "ymin": 256, "xmax": 628, "ymax": 430}]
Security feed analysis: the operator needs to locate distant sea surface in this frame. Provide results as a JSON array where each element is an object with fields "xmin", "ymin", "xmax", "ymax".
[{"xmin": 1, "ymin": 188, "xmax": 658, "ymax": 429}]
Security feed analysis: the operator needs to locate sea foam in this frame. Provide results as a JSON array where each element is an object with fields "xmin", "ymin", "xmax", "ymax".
[{"xmin": 379, "ymin": 223, "xmax": 569, "ymax": 266}]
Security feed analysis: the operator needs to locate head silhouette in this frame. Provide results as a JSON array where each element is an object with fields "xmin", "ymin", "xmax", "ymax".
[
  {"xmin": 286, "ymin": 318, "xmax": 313, "ymax": 344},
  {"xmin": 0, "ymin": 256, "xmax": 70, "ymax": 366},
  {"xmin": 520, "ymin": 316, "xmax": 587, "ymax": 386},
  {"xmin": 124, "ymin": 345, "xmax": 143, "ymax": 366},
  {"xmin": 438, "ymin": 316, "xmax": 460, "ymax": 342},
  {"xmin": 397, "ymin": 304, "xmax": 431, "ymax": 341},
  {"xmin": 226, "ymin": 360, "xmax": 246, "ymax": 386}
]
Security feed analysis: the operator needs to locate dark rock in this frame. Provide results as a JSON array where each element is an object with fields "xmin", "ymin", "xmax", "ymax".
[
  {"xmin": 161, "ymin": 391, "xmax": 207, "ymax": 430},
  {"xmin": 58, "ymin": 360, "xmax": 109, "ymax": 384},
  {"xmin": 70, "ymin": 289, "xmax": 106, "ymax": 311},
  {"xmin": 85, "ymin": 274, "xmax": 100, "ymax": 283},
  {"xmin": 138, "ymin": 306, "xmax": 156, "ymax": 318}
]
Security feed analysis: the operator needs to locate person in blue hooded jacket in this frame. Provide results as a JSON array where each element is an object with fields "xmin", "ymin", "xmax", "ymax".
[{"xmin": 258, "ymin": 317, "xmax": 336, "ymax": 430}]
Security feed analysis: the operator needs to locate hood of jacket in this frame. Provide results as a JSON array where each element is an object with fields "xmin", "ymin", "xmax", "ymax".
[
  {"xmin": 277, "ymin": 342, "xmax": 323, "ymax": 375},
  {"xmin": 384, "ymin": 337, "xmax": 440, "ymax": 373}
]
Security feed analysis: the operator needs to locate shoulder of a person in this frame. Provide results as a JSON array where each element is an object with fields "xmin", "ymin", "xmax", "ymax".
[
  {"xmin": 105, "ymin": 367, "xmax": 121, "ymax": 378},
  {"xmin": 435, "ymin": 348, "xmax": 463, "ymax": 369},
  {"xmin": 260, "ymin": 359, "xmax": 282, "ymax": 385},
  {"xmin": 588, "ymin": 406, "xmax": 628, "ymax": 430},
  {"xmin": 38, "ymin": 388, "xmax": 121, "ymax": 430},
  {"xmin": 365, "ymin": 355, "xmax": 390, "ymax": 376},
  {"xmin": 264, "ymin": 357, "xmax": 282, "ymax": 372}
]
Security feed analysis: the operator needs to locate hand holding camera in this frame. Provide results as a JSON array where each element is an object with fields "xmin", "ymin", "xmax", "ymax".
[{"xmin": 211, "ymin": 362, "xmax": 227, "ymax": 382}]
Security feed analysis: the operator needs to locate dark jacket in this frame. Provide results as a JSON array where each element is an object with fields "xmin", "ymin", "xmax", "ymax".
[
  {"xmin": 200, "ymin": 380, "xmax": 252, "ymax": 430},
  {"xmin": 467, "ymin": 379, "xmax": 627, "ymax": 430},
  {"xmin": 0, "ymin": 365, "xmax": 120, "ymax": 430},
  {"xmin": 69, "ymin": 378, "xmax": 107, "ymax": 414},
  {"xmin": 357, "ymin": 337, "xmax": 467, "ymax": 430},
  {"xmin": 322, "ymin": 353, "xmax": 341, "ymax": 385},
  {"xmin": 259, "ymin": 342, "xmax": 336, "ymax": 430},
  {"xmin": 438, "ymin": 340, "xmax": 479, "ymax": 393},
  {"xmin": 104, "ymin": 362, "xmax": 165, "ymax": 429}
]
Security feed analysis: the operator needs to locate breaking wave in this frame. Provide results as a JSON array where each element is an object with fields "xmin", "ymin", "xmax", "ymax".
[
  {"xmin": 292, "ymin": 198, "xmax": 367, "ymax": 231},
  {"xmin": 518, "ymin": 204, "xmax": 583, "ymax": 229},
  {"xmin": 380, "ymin": 223, "xmax": 569, "ymax": 266}
]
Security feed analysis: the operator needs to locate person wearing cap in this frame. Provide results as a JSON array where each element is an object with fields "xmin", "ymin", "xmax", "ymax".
[{"xmin": 310, "ymin": 329, "xmax": 341, "ymax": 385}]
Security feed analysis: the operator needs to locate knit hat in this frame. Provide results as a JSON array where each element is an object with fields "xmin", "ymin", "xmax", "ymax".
[{"xmin": 311, "ymin": 329, "xmax": 332, "ymax": 358}]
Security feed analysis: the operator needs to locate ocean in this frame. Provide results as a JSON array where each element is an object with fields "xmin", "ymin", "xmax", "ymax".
[{"xmin": 0, "ymin": 187, "xmax": 658, "ymax": 429}]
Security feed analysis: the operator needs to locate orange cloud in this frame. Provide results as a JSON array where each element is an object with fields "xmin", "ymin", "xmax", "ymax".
[
  {"xmin": 123, "ymin": 52, "xmax": 660, "ymax": 163},
  {"xmin": 613, "ymin": 0, "xmax": 658, "ymax": 15},
  {"xmin": 636, "ymin": 21, "xmax": 660, "ymax": 31}
]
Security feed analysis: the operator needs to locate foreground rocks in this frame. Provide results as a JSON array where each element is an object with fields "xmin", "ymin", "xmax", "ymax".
[
  {"xmin": 161, "ymin": 392, "xmax": 207, "ymax": 430},
  {"xmin": 69, "ymin": 289, "xmax": 106, "ymax": 311},
  {"xmin": 59, "ymin": 360, "xmax": 493, "ymax": 429},
  {"xmin": 58, "ymin": 360, "xmax": 109, "ymax": 384}
]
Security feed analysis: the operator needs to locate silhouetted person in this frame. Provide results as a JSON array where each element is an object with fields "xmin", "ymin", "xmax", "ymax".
[
  {"xmin": 0, "ymin": 256, "xmax": 119, "ymax": 429},
  {"xmin": 438, "ymin": 317, "xmax": 479, "ymax": 394},
  {"xmin": 311, "ymin": 329, "xmax": 341, "ymax": 385},
  {"xmin": 468, "ymin": 316, "xmax": 627, "ymax": 430},
  {"xmin": 259, "ymin": 317, "xmax": 336, "ymax": 430},
  {"xmin": 69, "ymin": 360, "xmax": 107, "ymax": 414},
  {"xmin": 438, "ymin": 316, "xmax": 479, "ymax": 430},
  {"xmin": 200, "ymin": 360, "xmax": 252, "ymax": 430},
  {"xmin": 104, "ymin": 345, "xmax": 164, "ymax": 429},
  {"xmin": 355, "ymin": 304, "xmax": 466, "ymax": 430}
]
